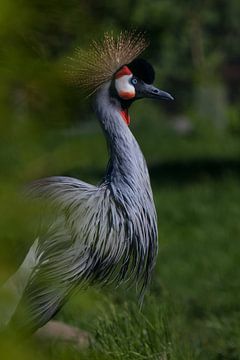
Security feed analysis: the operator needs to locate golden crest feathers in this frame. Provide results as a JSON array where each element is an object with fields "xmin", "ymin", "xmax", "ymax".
[{"xmin": 66, "ymin": 30, "xmax": 149, "ymax": 96}]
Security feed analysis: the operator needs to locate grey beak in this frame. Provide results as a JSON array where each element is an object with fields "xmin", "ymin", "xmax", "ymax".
[{"xmin": 143, "ymin": 83, "xmax": 174, "ymax": 101}]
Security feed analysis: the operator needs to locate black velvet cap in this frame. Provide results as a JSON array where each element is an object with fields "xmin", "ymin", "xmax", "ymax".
[{"xmin": 127, "ymin": 58, "xmax": 155, "ymax": 84}]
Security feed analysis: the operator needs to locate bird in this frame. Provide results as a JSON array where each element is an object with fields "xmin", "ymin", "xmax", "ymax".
[{"xmin": 0, "ymin": 30, "xmax": 173, "ymax": 334}]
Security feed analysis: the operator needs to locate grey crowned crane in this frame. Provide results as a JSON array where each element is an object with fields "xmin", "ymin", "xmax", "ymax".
[{"xmin": 0, "ymin": 31, "xmax": 173, "ymax": 334}]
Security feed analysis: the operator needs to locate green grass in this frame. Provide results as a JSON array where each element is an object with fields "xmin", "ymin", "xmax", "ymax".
[
  {"xmin": 155, "ymin": 177, "xmax": 240, "ymax": 359},
  {"xmin": 1, "ymin": 115, "xmax": 240, "ymax": 359}
]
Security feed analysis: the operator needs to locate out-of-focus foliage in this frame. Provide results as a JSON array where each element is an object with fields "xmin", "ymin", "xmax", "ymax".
[
  {"xmin": 0, "ymin": 0, "xmax": 240, "ymax": 359},
  {"xmin": 0, "ymin": 0, "xmax": 239, "ymax": 126}
]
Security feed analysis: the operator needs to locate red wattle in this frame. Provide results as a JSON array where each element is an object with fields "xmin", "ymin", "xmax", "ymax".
[{"xmin": 119, "ymin": 109, "xmax": 130, "ymax": 126}]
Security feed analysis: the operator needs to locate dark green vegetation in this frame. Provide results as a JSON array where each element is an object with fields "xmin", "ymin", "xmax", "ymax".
[
  {"xmin": 0, "ymin": 0, "xmax": 240, "ymax": 359},
  {"xmin": 1, "ymin": 120, "xmax": 240, "ymax": 359}
]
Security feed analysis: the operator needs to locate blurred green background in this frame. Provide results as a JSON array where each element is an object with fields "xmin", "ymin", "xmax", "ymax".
[{"xmin": 0, "ymin": 0, "xmax": 240, "ymax": 359}]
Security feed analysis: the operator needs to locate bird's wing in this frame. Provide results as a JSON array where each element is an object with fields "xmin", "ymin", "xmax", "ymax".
[
  {"xmin": 8, "ymin": 176, "xmax": 152, "ymax": 332},
  {"xmin": 6, "ymin": 176, "xmax": 97, "ymax": 331},
  {"xmin": 27, "ymin": 176, "xmax": 97, "ymax": 207},
  {"xmin": 9, "ymin": 176, "xmax": 129, "ymax": 333}
]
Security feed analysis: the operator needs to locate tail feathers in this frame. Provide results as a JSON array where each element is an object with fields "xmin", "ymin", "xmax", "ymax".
[
  {"xmin": 0, "ymin": 239, "xmax": 39, "ymax": 329},
  {"xmin": 9, "ymin": 283, "xmax": 72, "ymax": 335}
]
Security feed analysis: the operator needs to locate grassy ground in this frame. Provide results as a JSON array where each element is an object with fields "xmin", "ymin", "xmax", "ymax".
[{"xmin": 1, "ymin": 105, "xmax": 240, "ymax": 359}]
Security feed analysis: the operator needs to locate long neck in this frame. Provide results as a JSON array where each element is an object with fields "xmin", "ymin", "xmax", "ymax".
[{"xmin": 94, "ymin": 83, "xmax": 152, "ymax": 197}]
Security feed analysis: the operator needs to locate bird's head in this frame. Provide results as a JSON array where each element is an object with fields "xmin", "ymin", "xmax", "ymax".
[
  {"xmin": 111, "ymin": 59, "xmax": 173, "ymax": 124},
  {"xmin": 66, "ymin": 31, "xmax": 173, "ymax": 125}
]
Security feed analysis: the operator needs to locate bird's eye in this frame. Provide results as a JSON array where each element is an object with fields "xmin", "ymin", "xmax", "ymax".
[{"xmin": 131, "ymin": 78, "xmax": 138, "ymax": 85}]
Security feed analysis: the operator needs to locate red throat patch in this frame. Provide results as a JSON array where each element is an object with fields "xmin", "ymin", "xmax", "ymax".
[{"xmin": 120, "ymin": 109, "xmax": 130, "ymax": 126}]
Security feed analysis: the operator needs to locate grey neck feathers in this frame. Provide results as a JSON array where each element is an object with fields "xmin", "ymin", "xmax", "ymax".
[{"xmin": 94, "ymin": 82, "xmax": 153, "ymax": 202}]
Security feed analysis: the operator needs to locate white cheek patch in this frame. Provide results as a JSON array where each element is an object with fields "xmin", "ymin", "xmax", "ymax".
[{"xmin": 115, "ymin": 75, "xmax": 135, "ymax": 100}]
